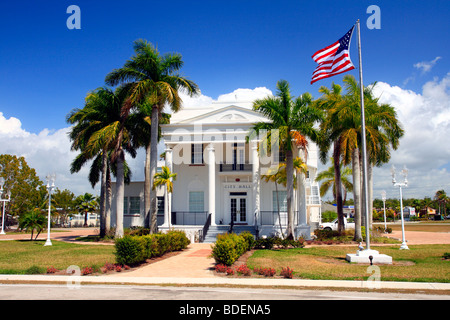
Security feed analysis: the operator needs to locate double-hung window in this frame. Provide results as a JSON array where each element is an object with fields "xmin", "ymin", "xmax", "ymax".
[
  {"xmin": 191, "ymin": 144, "xmax": 204, "ymax": 164},
  {"xmin": 189, "ymin": 191, "xmax": 204, "ymax": 212},
  {"xmin": 272, "ymin": 191, "xmax": 287, "ymax": 212},
  {"xmin": 129, "ymin": 197, "xmax": 141, "ymax": 214}
]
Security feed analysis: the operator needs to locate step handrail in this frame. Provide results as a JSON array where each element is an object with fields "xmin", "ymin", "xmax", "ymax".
[{"xmin": 200, "ymin": 213, "xmax": 212, "ymax": 242}]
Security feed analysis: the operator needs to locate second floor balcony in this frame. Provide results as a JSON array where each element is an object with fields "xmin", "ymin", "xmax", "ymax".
[{"xmin": 219, "ymin": 163, "xmax": 253, "ymax": 172}]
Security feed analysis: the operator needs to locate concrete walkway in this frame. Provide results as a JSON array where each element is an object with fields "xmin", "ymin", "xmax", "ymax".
[{"xmin": 111, "ymin": 243, "xmax": 216, "ymax": 278}]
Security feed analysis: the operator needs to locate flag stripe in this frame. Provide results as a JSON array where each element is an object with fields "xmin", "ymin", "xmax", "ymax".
[{"xmin": 311, "ymin": 26, "xmax": 355, "ymax": 84}]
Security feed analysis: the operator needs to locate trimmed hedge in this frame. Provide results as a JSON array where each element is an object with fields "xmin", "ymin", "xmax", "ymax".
[
  {"xmin": 114, "ymin": 230, "xmax": 190, "ymax": 266},
  {"xmin": 211, "ymin": 232, "xmax": 253, "ymax": 266}
]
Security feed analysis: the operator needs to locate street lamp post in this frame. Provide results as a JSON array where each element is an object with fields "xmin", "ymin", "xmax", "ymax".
[
  {"xmin": 44, "ymin": 174, "xmax": 56, "ymax": 246},
  {"xmin": 0, "ymin": 178, "xmax": 11, "ymax": 235},
  {"xmin": 381, "ymin": 190, "xmax": 387, "ymax": 232},
  {"xmin": 391, "ymin": 165, "xmax": 409, "ymax": 250}
]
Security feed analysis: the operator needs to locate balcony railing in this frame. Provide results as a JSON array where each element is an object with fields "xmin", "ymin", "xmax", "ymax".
[
  {"xmin": 259, "ymin": 211, "xmax": 299, "ymax": 226},
  {"xmin": 219, "ymin": 163, "xmax": 252, "ymax": 172},
  {"xmin": 171, "ymin": 211, "xmax": 209, "ymax": 225}
]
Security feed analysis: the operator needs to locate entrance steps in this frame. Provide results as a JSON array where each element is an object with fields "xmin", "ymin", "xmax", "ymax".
[{"xmin": 202, "ymin": 225, "xmax": 257, "ymax": 243}]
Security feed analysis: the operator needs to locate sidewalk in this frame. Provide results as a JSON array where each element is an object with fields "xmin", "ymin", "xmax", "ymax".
[{"xmin": 1, "ymin": 228, "xmax": 449, "ymax": 292}]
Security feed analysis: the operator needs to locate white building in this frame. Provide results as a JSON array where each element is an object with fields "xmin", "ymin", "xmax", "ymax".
[{"xmin": 112, "ymin": 100, "xmax": 321, "ymax": 242}]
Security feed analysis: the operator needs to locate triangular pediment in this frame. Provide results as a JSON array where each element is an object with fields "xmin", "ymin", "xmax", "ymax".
[{"xmin": 174, "ymin": 105, "xmax": 270, "ymax": 125}]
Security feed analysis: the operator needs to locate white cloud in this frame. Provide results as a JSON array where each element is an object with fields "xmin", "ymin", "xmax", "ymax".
[
  {"xmin": 413, "ymin": 56, "xmax": 442, "ymax": 74},
  {"xmin": 371, "ymin": 72, "xmax": 450, "ymax": 198},
  {"xmin": 3, "ymin": 77, "xmax": 449, "ymax": 200},
  {"xmin": 176, "ymin": 87, "xmax": 273, "ymax": 110},
  {"xmin": 0, "ymin": 87, "xmax": 273, "ymax": 196},
  {"xmin": 217, "ymin": 87, "xmax": 272, "ymax": 102},
  {"xmin": 0, "ymin": 112, "xmax": 92, "ymax": 196}
]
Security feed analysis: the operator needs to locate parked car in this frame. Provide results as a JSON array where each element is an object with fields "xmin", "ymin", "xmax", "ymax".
[{"xmin": 319, "ymin": 217, "xmax": 355, "ymax": 231}]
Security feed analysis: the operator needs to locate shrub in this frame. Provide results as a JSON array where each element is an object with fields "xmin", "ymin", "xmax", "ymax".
[
  {"xmin": 114, "ymin": 230, "xmax": 190, "ymax": 265},
  {"xmin": 239, "ymin": 231, "xmax": 256, "ymax": 249},
  {"xmin": 104, "ymin": 262, "xmax": 116, "ymax": 271},
  {"xmin": 215, "ymin": 264, "xmax": 228, "ymax": 273},
  {"xmin": 114, "ymin": 235, "xmax": 145, "ymax": 265},
  {"xmin": 46, "ymin": 266, "xmax": 58, "ymax": 274},
  {"xmin": 212, "ymin": 233, "xmax": 239, "ymax": 266},
  {"xmin": 167, "ymin": 230, "xmax": 190, "ymax": 251},
  {"xmin": 236, "ymin": 264, "xmax": 252, "ymax": 276},
  {"xmin": 280, "ymin": 267, "xmax": 294, "ymax": 279},
  {"xmin": 314, "ymin": 229, "xmax": 339, "ymax": 240},
  {"xmin": 443, "ymin": 252, "xmax": 450, "ymax": 260},
  {"xmin": 141, "ymin": 234, "xmax": 162, "ymax": 258},
  {"xmin": 254, "ymin": 237, "xmax": 275, "ymax": 249},
  {"xmin": 211, "ymin": 232, "xmax": 253, "ymax": 266},
  {"xmin": 25, "ymin": 265, "xmax": 45, "ymax": 275},
  {"xmin": 82, "ymin": 266, "xmax": 94, "ymax": 275},
  {"xmin": 254, "ymin": 267, "xmax": 276, "ymax": 277},
  {"xmin": 226, "ymin": 267, "xmax": 235, "ymax": 276}
]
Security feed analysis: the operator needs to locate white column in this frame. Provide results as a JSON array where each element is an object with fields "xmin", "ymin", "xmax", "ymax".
[
  {"xmin": 296, "ymin": 147, "xmax": 310, "ymax": 239},
  {"xmin": 164, "ymin": 146, "xmax": 173, "ymax": 227},
  {"xmin": 298, "ymin": 174, "xmax": 308, "ymax": 226},
  {"xmin": 208, "ymin": 144, "xmax": 216, "ymax": 226},
  {"xmin": 252, "ymin": 141, "xmax": 260, "ymax": 227}
]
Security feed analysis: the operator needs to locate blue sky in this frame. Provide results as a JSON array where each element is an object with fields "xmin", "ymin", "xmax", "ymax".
[{"xmin": 0, "ymin": 0, "xmax": 449, "ymax": 198}]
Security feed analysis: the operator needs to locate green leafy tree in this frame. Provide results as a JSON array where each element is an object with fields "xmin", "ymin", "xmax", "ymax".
[
  {"xmin": 52, "ymin": 188, "xmax": 76, "ymax": 227},
  {"xmin": 0, "ymin": 154, "xmax": 44, "ymax": 218}
]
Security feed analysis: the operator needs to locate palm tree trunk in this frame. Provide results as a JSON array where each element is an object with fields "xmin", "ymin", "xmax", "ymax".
[
  {"xmin": 274, "ymin": 182, "xmax": 284, "ymax": 239},
  {"xmin": 144, "ymin": 143, "xmax": 151, "ymax": 229},
  {"xmin": 368, "ymin": 164, "xmax": 374, "ymax": 231},
  {"xmin": 106, "ymin": 164, "xmax": 111, "ymax": 234},
  {"xmin": 333, "ymin": 138, "xmax": 345, "ymax": 235},
  {"xmin": 84, "ymin": 211, "xmax": 88, "ymax": 227},
  {"xmin": 352, "ymin": 148, "xmax": 362, "ymax": 241},
  {"xmin": 286, "ymin": 149, "xmax": 295, "ymax": 239},
  {"xmin": 99, "ymin": 151, "xmax": 107, "ymax": 237},
  {"xmin": 149, "ymin": 105, "xmax": 159, "ymax": 234},
  {"xmin": 115, "ymin": 149, "xmax": 125, "ymax": 238}
]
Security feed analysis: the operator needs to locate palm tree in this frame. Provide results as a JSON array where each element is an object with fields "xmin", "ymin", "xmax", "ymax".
[
  {"xmin": 152, "ymin": 166, "xmax": 177, "ymax": 227},
  {"xmin": 315, "ymin": 160, "xmax": 353, "ymax": 204},
  {"xmin": 18, "ymin": 209, "xmax": 47, "ymax": 240},
  {"xmin": 105, "ymin": 39, "xmax": 199, "ymax": 233},
  {"xmin": 70, "ymin": 86, "xmax": 136, "ymax": 238},
  {"xmin": 343, "ymin": 75, "xmax": 404, "ymax": 230},
  {"xmin": 315, "ymin": 82, "xmax": 348, "ymax": 234},
  {"xmin": 67, "ymin": 87, "xmax": 122, "ymax": 237},
  {"xmin": 75, "ymin": 193, "xmax": 98, "ymax": 227},
  {"xmin": 250, "ymin": 80, "xmax": 321, "ymax": 239},
  {"xmin": 262, "ymin": 157, "xmax": 308, "ymax": 238},
  {"xmin": 434, "ymin": 190, "xmax": 448, "ymax": 215}
]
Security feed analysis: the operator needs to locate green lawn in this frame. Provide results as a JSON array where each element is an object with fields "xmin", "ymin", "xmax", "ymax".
[
  {"xmin": 0, "ymin": 240, "xmax": 116, "ymax": 274},
  {"xmin": 247, "ymin": 244, "xmax": 450, "ymax": 283}
]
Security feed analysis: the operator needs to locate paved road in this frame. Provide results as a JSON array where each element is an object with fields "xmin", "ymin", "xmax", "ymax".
[{"xmin": 0, "ymin": 283, "xmax": 448, "ymax": 300}]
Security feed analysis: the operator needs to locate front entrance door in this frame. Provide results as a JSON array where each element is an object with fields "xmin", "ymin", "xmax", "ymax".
[{"xmin": 230, "ymin": 196, "xmax": 247, "ymax": 224}]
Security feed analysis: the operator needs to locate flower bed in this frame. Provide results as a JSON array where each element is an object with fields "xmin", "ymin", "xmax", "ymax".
[{"xmin": 215, "ymin": 263, "xmax": 294, "ymax": 279}]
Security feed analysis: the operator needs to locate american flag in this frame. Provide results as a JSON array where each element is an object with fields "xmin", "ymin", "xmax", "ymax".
[{"xmin": 311, "ymin": 26, "xmax": 355, "ymax": 84}]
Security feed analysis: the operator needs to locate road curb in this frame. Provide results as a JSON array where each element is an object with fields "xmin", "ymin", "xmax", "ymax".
[{"xmin": 1, "ymin": 274, "xmax": 449, "ymax": 291}]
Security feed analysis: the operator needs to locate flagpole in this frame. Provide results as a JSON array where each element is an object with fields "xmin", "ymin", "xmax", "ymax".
[{"xmin": 356, "ymin": 19, "xmax": 371, "ymax": 251}]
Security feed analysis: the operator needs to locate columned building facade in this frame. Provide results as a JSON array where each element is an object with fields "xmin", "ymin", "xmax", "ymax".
[{"xmin": 111, "ymin": 101, "xmax": 321, "ymax": 241}]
